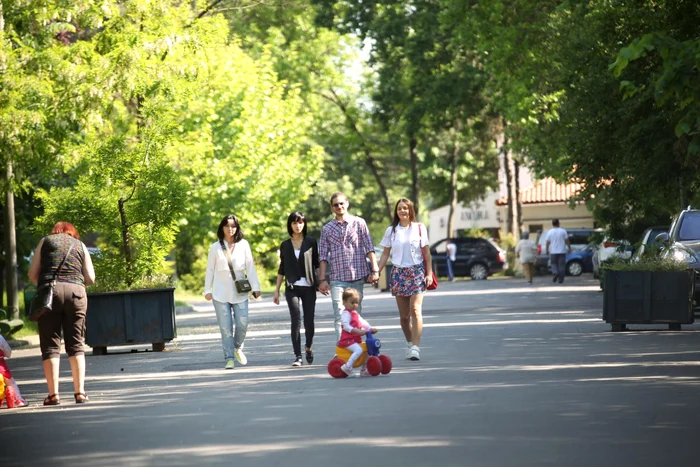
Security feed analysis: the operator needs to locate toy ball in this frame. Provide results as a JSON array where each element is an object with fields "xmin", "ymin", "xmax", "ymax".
[
  {"xmin": 328, "ymin": 357, "xmax": 348, "ymax": 378},
  {"xmin": 366, "ymin": 356, "xmax": 382, "ymax": 376},
  {"xmin": 379, "ymin": 354, "xmax": 392, "ymax": 375}
]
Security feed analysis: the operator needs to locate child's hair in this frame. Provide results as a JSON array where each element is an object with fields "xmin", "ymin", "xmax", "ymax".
[{"xmin": 342, "ymin": 288, "xmax": 360, "ymax": 302}]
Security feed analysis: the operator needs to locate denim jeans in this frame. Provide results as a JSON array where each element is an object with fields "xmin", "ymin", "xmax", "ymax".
[
  {"xmin": 212, "ymin": 299, "xmax": 249, "ymax": 361},
  {"xmin": 330, "ymin": 279, "xmax": 365, "ymax": 341},
  {"xmin": 550, "ymin": 253, "xmax": 567, "ymax": 283},
  {"xmin": 446, "ymin": 257, "xmax": 455, "ymax": 281}
]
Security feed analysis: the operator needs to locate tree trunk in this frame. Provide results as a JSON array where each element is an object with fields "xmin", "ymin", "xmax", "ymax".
[
  {"xmin": 513, "ymin": 158, "xmax": 521, "ymax": 238},
  {"xmin": 503, "ymin": 142, "xmax": 513, "ymax": 236},
  {"xmin": 4, "ymin": 161, "xmax": 19, "ymax": 319},
  {"xmin": 118, "ymin": 198, "xmax": 133, "ymax": 286},
  {"xmin": 410, "ymin": 136, "xmax": 420, "ymax": 216},
  {"xmin": 447, "ymin": 125, "xmax": 461, "ymax": 238}
]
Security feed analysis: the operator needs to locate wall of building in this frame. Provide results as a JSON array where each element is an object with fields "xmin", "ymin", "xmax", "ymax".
[
  {"xmin": 427, "ymin": 191, "xmax": 501, "ymax": 242},
  {"xmin": 498, "ymin": 202, "xmax": 595, "ymax": 236}
]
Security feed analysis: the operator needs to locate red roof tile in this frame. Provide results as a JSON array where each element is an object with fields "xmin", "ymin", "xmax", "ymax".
[{"xmin": 496, "ymin": 178, "xmax": 582, "ymax": 206}]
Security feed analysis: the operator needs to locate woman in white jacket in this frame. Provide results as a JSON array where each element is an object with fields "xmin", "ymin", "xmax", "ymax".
[
  {"xmin": 515, "ymin": 231, "xmax": 537, "ymax": 284},
  {"xmin": 204, "ymin": 215, "xmax": 261, "ymax": 369}
]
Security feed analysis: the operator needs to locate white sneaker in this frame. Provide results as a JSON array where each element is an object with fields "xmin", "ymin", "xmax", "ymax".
[
  {"xmin": 340, "ymin": 363, "xmax": 354, "ymax": 376},
  {"xmin": 405, "ymin": 342, "xmax": 413, "ymax": 360},
  {"xmin": 224, "ymin": 359, "xmax": 235, "ymax": 370},
  {"xmin": 409, "ymin": 345, "xmax": 420, "ymax": 361},
  {"xmin": 234, "ymin": 348, "xmax": 247, "ymax": 365}
]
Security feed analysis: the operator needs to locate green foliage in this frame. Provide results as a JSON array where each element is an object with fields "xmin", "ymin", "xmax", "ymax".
[
  {"xmin": 602, "ymin": 256, "xmax": 690, "ymax": 273},
  {"xmin": 35, "ymin": 126, "xmax": 187, "ymax": 288}
]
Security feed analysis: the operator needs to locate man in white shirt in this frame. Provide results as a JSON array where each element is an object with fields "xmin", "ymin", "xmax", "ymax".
[
  {"xmin": 545, "ymin": 219, "xmax": 572, "ymax": 284},
  {"xmin": 446, "ymin": 240, "xmax": 457, "ymax": 281}
]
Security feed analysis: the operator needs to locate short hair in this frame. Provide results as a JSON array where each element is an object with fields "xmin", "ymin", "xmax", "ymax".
[
  {"xmin": 286, "ymin": 211, "xmax": 308, "ymax": 237},
  {"xmin": 521, "ymin": 231, "xmax": 530, "ymax": 239},
  {"xmin": 330, "ymin": 192, "xmax": 347, "ymax": 204},
  {"xmin": 342, "ymin": 287, "xmax": 360, "ymax": 302},
  {"xmin": 552, "ymin": 219, "xmax": 560, "ymax": 227},
  {"xmin": 217, "ymin": 215, "xmax": 244, "ymax": 243},
  {"xmin": 51, "ymin": 222, "xmax": 80, "ymax": 239}
]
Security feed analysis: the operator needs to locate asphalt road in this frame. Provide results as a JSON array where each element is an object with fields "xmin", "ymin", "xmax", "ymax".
[{"xmin": 2, "ymin": 275, "xmax": 700, "ymax": 467}]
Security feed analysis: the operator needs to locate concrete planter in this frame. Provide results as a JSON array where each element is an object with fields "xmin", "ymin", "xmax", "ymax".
[
  {"xmin": 603, "ymin": 270, "xmax": 695, "ymax": 331},
  {"xmin": 86, "ymin": 288, "xmax": 176, "ymax": 354}
]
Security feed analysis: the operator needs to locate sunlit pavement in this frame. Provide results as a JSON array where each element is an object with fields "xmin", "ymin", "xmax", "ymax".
[{"xmin": 3, "ymin": 275, "xmax": 700, "ymax": 467}]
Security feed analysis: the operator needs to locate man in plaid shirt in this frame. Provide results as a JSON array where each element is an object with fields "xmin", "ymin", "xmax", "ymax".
[{"xmin": 318, "ymin": 192, "xmax": 380, "ymax": 340}]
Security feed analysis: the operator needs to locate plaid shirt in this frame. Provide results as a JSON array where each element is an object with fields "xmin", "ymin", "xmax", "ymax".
[{"xmin": 319, "ymin": 214, "xmax": 375, "ymax": 282}]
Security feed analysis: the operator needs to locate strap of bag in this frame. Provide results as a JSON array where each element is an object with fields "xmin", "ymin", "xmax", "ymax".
[
  {"xmin": 220, "ymin": 240, "xmax": 244, "ymax": 284},
  {"xmin": 418, "ymin": 224, "xmax": 428, "ymax": 263},
  {"xmin": 47, "ymin": 239, "xmax": 76, "ymax": 284}
]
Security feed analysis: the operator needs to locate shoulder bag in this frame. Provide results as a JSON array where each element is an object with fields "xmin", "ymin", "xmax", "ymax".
[
  {"xmin": 418, "ymin": 224, "xmax": 438, "ymax": 290},
  {"xmin": 220, "ymin": 240, "xmax": 252, "ymax": 294},
  {"xmin": 28, "ymin": 239, "xmax": 76, "ymax": 321}
]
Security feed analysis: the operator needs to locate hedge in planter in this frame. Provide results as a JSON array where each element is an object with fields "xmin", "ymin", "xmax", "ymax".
[{"xmin": 602, "ymin": 257, "xmax": 695, "ymax": 331}]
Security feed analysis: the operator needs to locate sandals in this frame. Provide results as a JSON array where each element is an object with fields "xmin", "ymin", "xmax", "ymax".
[
  {"xmin": 74, "ymin": 392, "xmax": 89, "ymax": 404},
  {"xmin": 43, "ymin": 394, "xmax": 61, "ymax": 406}
]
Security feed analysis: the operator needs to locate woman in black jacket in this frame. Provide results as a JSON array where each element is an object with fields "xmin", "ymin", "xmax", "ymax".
[{"xmin": 273, "ymin": 211, "xmax": 320, "ymax": 367}]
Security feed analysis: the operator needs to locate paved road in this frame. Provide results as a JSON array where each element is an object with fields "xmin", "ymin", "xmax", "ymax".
[{"xmin": 2, "ymin": 276, "xmax": 700, "ymax": 466}]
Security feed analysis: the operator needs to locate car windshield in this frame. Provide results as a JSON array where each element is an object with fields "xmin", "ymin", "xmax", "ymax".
[
  {"xmin": 678, "ymin": 213, "xmax": 700, "ymax": 241},
  {"xmin": 647, "ymin": 228, "xmax": 667, "ymax": 245}
]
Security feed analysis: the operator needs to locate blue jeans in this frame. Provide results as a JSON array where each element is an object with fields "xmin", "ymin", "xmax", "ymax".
[
  {"xmin": 446, "ymin": 257, "xmax": 455, "ymax": 281},
  {"xmin": 550, "ymin": 253, "xmax": 566, "ymax": 283},
  {"xmin": 213, "ymin": 299, "xmax": 249, "ymax": 361},
  {"xmin": 330, "ymin": 279, "xmax": 365, "ymax": 341}
]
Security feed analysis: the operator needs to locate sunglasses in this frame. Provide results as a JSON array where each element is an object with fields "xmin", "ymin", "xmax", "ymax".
[{"xmin": 333, "ymin": 202, "xmax": 345, "ymax": 208}]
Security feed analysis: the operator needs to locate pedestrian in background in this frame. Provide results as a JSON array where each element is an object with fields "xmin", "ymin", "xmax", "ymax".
[
  {"xmin": 204, "ymin": 214, "xmax": 261, "ymax": 370},
  {"xmin": 515, "ymin": 231, "xmax": 537, "ymax": 284},
  {"xmin": 545, "ymin": 219, "xmax": 572, "ymax": 284},
  {"xmin": 446, "ymin": 240, "xmax": 457, "ymax": 281},
  {"xmin": 273, "ymin": 211, "xmax": 320, "ymax": 367},
  {"xmin": 318, "ymin": 192, "xmax": 379, "ymax": 341},
  {"xmin": 377, "ymin": 198, "xmax": 433, "ymax": 361},
  {"xmin": 28, "ymin": 221, "xmax": 96, "ymax": 405}
]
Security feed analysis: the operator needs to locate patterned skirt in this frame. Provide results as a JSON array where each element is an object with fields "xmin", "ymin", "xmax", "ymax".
[{"xmin": 390, "ymin": 263, "xmax": 426, "ymax": 297}]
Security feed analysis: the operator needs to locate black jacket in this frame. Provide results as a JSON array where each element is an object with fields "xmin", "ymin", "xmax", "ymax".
[{"xmin": 277, "ymin": 236, "xmax": 320, "ymax": 287}]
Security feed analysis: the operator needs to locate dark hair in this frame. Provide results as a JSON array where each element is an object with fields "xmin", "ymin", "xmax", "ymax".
[
  {"xmin": 217, "ymin": 215, "xmax": 244, "ymax": 243},
  {"xmin": 287, "ymin": 211, "xmax": 308, "ymax": 237},
  {"xmin": 552, "ymin": 219, "xmax": 560, "ymax": 227},
  {"xmin": 51, "ymin": 222, "xmax": 80, "ymax": 239},
  {"xmin": 391, "ymin": 198, "xmax": 417, "ymax": 235},
  {"xmin": 330, "ymin": 192, "xmax": 347, "ymax": 204}
]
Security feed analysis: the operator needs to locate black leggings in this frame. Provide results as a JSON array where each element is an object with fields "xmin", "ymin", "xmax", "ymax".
[{"xmin": 285, "ymin": 286, "xmax": 316, "ymax": 357}]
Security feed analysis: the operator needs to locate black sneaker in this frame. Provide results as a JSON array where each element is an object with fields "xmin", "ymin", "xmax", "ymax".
[
  {"xmin": 305, "ymin": 349, "xmax": 314, "ymax": 364},
  {"xmin": 552, "ymin": 276, "xmax": 557, "ymax": 283},
  {"xmin": 292, "ymin": 356, "xmax": 302, "ymax": 367}
]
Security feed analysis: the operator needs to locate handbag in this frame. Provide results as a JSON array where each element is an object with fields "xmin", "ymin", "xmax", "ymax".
[
  {"xmin": 418, "ymin": 224, "xmax": 438, "ymax": 290},
  {"xmin": 220, "ymin": 240, "xmax": 252, "ymax": 294},
  {"xmin": 28, "ymin": 239, "xmax": 76, "ymax": 321}
]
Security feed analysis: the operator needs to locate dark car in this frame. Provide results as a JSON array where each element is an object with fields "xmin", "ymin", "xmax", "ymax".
[
  {"xmin": 535, "ymin": 228, "xmax": 602, "ymax": 274},
  {"xmin": 631, "ymin": 226, "xmax": 669, "ymax": 261},
  {"xmin": 656, "ymin": 208, "xmax": 700, "ymax": 305},
  {"xmin": 562, "ymin": 244, "xmax": 596, "ymax": 276},
  {"xmin": 430, "ymin": 237, "xmax": 505, "ymax": 280}
]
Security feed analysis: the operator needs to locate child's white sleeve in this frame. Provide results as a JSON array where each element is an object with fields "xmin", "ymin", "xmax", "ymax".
[
  {"xmin": 341, "ymin": 311, "xmax": 354, "ymax": 332},
  {"xmin": 358, "ymin": 316, "xmax": 372, "ymax": 331},
  {"xmin": 0, "ymin": 335, "xmax": 11, "ymax": 358}
]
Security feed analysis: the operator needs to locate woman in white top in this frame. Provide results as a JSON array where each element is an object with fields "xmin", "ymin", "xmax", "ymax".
[
  {"xmin": 514, "ymin": 231, "xmax": 537, "ymax": 284},
  {"xmin": 204, "ymin": 215, "xmax": 261, "ymax": 369},
  {"xmin": 377, "ymin": 198, "xmax": 433, "ymax": 361}
]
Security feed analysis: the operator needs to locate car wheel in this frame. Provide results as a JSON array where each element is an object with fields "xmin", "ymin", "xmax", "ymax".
[
  {"xmin": 566, "ymin": 260, "xmax": 583, "ymax": 277},
  {"xmin": 469, "ymin": 263, "xmax": 488, "ymax": 280}
]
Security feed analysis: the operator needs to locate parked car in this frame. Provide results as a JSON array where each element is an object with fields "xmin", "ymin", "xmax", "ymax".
[
  {"xmin": 562, "ymin": 244, "xmax": 596, "ymax": 276},
  {"xmin": 535, "ymin": 228, "xmax": 602, "ymax": 275},
  {"xmin": 656, "ymin": 208, "xmax": 700, "ymax": 305},
  {"xmin": 430, "ymin": 237, "xmax": 505, "ymax": 280},
  {"xmin": 592, "ymin": 237, "xmax": 634, "ymax": 278},
  {"xmin": 630, "ymin": 226, "xmax": 669, "ymax": 262}
]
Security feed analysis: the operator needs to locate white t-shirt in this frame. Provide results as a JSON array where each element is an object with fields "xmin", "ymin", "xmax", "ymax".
[
  {"xmin": 546, "ymin": 228, "xmax": 569, "ymax": 254},
  {"xmin": 446, "ymin": 243, "xmax": 457, "ymax": 261},
  {"xmin": 379, "ymin": 223, "xmax": 430, "ymax": 268},
  {"xmin": 292, "ymin": 249, "xmax": 310, "ymax": 287}
]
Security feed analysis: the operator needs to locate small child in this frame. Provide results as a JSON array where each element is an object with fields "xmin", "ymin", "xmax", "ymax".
[
  {"xmin": 337, "ymin": 288, "xmax": 378, "ymax": 377},
  {"xmin": 0, "ymin": 334, "xmax": 27, "ymax": 408}
]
